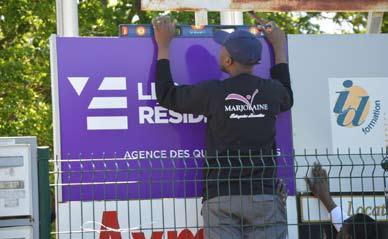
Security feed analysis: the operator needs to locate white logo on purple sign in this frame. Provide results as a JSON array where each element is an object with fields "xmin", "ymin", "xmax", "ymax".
[{"xmin": 68, "ymin": 76, "xmax": 128, "ymax": 130}]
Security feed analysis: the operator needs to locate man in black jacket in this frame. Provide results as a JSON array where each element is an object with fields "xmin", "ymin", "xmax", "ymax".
[{"xmin": 153, "ymin": 16, "xmax": 293, "ymax": 239}]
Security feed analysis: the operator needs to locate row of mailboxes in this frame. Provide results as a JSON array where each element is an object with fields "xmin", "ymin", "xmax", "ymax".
[{"xmin": 0, "ymin": 137, "xmax": 39, "ymax": 239}]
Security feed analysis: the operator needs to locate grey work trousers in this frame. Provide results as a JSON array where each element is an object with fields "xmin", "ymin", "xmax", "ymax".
[{"xmin": 202, "ymin": 195, "xmax": 287, "ymax": 239}]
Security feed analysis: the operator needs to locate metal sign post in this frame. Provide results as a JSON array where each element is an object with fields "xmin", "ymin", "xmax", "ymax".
[
  {"xmin": 56, "ymin": 0, "xmax": 79, "ymax": 36},
  {"xmin": 220, "ymin": 11, "xmax": 244, "ymax": 25},
  {"xmin": 367, "ymin": 12, "xmax": 384, "ymax": 33},
  {"xmin": 194, "ymin": 10, "xmax": 208, "ymax": 25}
]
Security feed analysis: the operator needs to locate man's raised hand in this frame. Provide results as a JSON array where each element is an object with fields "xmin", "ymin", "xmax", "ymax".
[{"xmin": 152, "ymin": 16, "xmax": 176, "ymax": 50}]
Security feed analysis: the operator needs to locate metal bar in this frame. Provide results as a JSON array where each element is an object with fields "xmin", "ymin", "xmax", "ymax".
[
  {"xmin": 38, "ymin": 147, "xmax": 51, "ymax": 239},
  {"xmin": 367, "ymin": 12, "xmax": 384, "ymax": 33},
  {"xmin": 220, "ymin": 11, "xmax": 244, "ymax": 25},
  {"xmin": 195, "ymin": 10, "xmax": 209, "ymax": 25},
  {"xmin": 55, "ymin": 0, "xmax": 63, "ymax": 35},
  {"xmin": 56, "ymin": 0, "xmax": 79, "ymax": 36}
]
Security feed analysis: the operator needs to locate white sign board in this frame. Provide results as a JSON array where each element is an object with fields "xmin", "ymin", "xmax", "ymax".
[
  {"xmin": 289, "ymin": 34, "xmax": 388, "ymax": 154},
  {"xmin": 288, "ymin": 34, "xmax": 388, "ymax": 193},
  {"xmin": 300, "ymin": 195, "xmax": 387, "ymax": 222},
  {"xmin": 56, "ymin": 197, "xmax": 298, "ymax": 239},
  {"xmin": 57, "ymin": 198, "xmax": 202, "ymax": 239}
]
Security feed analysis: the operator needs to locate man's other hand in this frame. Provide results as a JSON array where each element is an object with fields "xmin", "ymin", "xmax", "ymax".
[
  {"xmin": 276, "ymin": 178, "xmax": 288, "ymax": 206},
  {"xmin": 261, "ymin": 22, "xmax": 288, "ymax": 64},
  {"xmin": 262, "ymin": 22, "xmax": 286, "ymax": 49}
]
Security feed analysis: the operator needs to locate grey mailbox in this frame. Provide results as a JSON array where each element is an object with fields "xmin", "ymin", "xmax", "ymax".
[{"xmin": 0, "ymin": 137, "xmax": 39, "ymax": 239}]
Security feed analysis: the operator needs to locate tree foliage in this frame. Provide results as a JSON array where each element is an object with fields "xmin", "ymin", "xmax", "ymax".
[
  {"xmin": 0, "ymin": 0, "xmax": 386, "ymax": 147},
  {"xmin": 0, "ymin": 0, "xmax": 56, "ymax": 146},
  {"xmin": 383, "ymin": 13, "xmax": 388, "ymax": 33}
]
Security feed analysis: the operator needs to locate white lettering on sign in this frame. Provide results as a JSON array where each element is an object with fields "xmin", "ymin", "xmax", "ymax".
[
  {"xmin": 68, "ymin": 76, "xmax": 206, "ymax": 130},
  {"xmin": 123, "ymin": 149, "xmax": 205, "ymax": 160},
  {"xmin": 169, "ymin": 150, "xmax": 190, "ymax": 158},
  {"xmin": 123, "ymin": 150, "xmax": 168, "ymax": 160},
  {"xmin": 137, "ymin": 83, "xmax": 157, "ymax": 100},
  {"xmin": 139, "ymin": 106, "xmax": 206, "ymax": 124}
]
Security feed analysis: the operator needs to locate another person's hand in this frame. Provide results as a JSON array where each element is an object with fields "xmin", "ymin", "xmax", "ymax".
[
  {"xmin": 276, "ymin": 178, "xmax": 288, "ymax": 206},
  {"xmin": 305, "ymin": 162, "xmax": 337, "ymax": 212},
  {"xmin": 152, "ymin": 16, "xmax": 176, "ymax": 50},
  {"xmin": 305, "ymin": 162, "xmax": 329, "ymax": 198}
]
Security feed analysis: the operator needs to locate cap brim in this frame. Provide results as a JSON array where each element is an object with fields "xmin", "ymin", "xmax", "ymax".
[{"xmin": 213, "ymin": 30, "xmax": 229, "ymax": 45}]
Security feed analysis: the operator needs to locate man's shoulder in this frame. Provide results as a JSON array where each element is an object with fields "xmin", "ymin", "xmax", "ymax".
[
  {"xmin": 249, "ymin": 75, "xmax": 283, "ymax": 88},
  {"xmin": 244, "ymin": 75, "xmax": 287, "ymax": 96}
]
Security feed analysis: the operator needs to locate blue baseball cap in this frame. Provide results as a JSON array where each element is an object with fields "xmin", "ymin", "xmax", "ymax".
[{"xmin": 214, "ymin": 30, "xmax": 262, "ymax": 65}]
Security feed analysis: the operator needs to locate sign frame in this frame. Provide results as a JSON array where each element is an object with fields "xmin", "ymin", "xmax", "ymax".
[{"xmin": 141, "ymin": 0, "xmax": 388, "ymax": 12}]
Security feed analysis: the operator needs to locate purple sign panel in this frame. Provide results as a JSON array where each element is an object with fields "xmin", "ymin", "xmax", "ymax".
[{"xmin": 54, "ymin": 35, "xmax": 294, "ymax": 201}]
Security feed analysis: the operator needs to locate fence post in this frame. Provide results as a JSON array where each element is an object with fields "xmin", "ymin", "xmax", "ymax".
[{"xmin": 38, "ymin": 146, "xmax": 51, "ymax": 239}]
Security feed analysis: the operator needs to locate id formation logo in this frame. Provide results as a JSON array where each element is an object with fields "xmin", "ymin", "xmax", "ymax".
[{"xmin": 329, "ymin": 78, "xmax": 388, "ymax": 151}]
